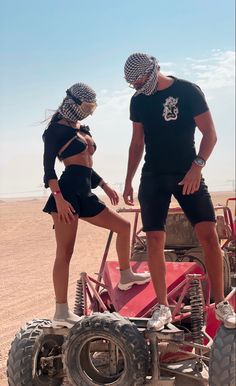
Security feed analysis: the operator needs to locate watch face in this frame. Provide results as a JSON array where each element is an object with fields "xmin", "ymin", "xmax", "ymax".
[{"xmin": 194, "ymin": 157, "xmax": 205, "ymax": 166}]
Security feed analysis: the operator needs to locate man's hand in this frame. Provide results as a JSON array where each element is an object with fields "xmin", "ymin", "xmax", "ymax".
[
  {"xmin": 102, "ymin": 184, "xmax": 119, "ymax": 205},
  {"xmin": 123, "ymin": 122, "xmax": 144, "ymax": 205},
  {"xmin": 123, "ymin": 182, "xmax": 134, "ymax": 205},
  {"xmin": 178, "ymin": 164, "xmax": 202, "ymax": 195}
]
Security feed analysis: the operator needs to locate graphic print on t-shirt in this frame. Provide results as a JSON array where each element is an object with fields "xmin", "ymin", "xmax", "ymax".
[{"xmin": 163, "ymin": 96, "xmax": 179, "ymax": 121}]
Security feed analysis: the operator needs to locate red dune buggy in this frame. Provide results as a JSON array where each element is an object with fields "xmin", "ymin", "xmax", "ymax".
[{"xmin": 7, "ymin": 199, "xmax": 236, "ymax": 386}]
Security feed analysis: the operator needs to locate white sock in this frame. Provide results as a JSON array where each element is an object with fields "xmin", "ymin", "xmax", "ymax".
[{"xmin": 54, "ymin": 302, "xmax": 70, "ymax": 319}]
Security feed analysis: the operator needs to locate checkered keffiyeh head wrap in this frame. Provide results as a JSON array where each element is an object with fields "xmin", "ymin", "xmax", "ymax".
[
  {"xmin": 58, "ymin": 83, "xmax": 97, "ymax": 122},
  {"xmin": 124, "ymin": 53, "xmax": 159, "ymax": 96}
]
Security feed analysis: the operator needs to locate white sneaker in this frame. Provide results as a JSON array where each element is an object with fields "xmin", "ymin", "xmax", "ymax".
[
  {"xmin": 118, "ymin": 271, "xmax": 151, "ymax": 291},
  {"xmin": 215, "ymin": 300, "xmax": 236, "ymax": 329},
  {"xmin": 147, "ymin": 305, "xmax": 172, "ymax": 331},
  {"xmin": 52, "ymin": 311, "xmax": 83, "ymax": 328}
]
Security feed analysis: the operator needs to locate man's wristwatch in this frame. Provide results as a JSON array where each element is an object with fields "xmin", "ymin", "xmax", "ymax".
[{"xmin": 193, "ymin": 156, "xmax": 206, "ymax": 167}]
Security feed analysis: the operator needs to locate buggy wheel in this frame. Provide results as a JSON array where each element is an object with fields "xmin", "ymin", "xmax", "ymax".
[
  {"xmin": 180, "ymin": 253, "xmax": 206, "ymax": 273},
  {"xmin": 7, "ymin": 319, "xmax": 64, "ymax": 386},
  {"xmin": 222, "ymin": 252, "xmax": 232, "ymax": 296},
  {"xmin": 209, "ymin": 325, "xmax": 236, "ymax": 386},
  {"xmin": 131, "ymin": 249, "xmax": 148, "ymax": 261},
  {"xmin": 131, "ymin": 236, "xmax": 147, "ymax": 261},
  {"xmin": 182, "ymin": 248, "xmax": 232, "ymax": 297},
  {"xmin": 63, "ymin": 312, "xmax": 148, "ymax": 385}
]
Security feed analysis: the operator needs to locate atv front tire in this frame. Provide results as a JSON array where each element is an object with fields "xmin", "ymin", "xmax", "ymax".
[
  {"xmin": 63, "ymin": 312, "xmax": 148, "ymax": 385},
  {"xmin": 7, "ymin": 319, "xmax": 64, "ymax": 386}
]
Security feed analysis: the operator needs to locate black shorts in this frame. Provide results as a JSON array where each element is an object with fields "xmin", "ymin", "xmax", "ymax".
[
  {"xmin": 43, "ymin": 165, "xmax": 106, "ymax": 218},
  {"xmin": 138, "ymin": 173, "xmax": 216, "ymax": 232}
]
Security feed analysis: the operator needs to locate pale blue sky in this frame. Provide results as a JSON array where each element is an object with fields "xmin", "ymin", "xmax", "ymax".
[{"xmin": 0, "ymin": 0, "xmax": 235, "ymax": 197}]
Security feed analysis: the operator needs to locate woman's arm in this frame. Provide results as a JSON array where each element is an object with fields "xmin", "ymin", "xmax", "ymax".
[
  {"xmin": 43, "ymin": 129, "xmax": 58, "ymax": 188},
  {"xmin": 91, "ymin": 169, "xmax": 119, "ymax": 205},
  {"xmin": 91, "ymin": 169, "xmax": 103, "ymax": 189},
  {"xmin": 43, "ymin": 129, "xmax": 76, "ymax": 223}
]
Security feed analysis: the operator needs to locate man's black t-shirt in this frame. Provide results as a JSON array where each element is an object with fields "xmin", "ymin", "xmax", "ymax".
[{"xmin": 130, "ymin": 77, "xmax": 209, "ymax": 175}]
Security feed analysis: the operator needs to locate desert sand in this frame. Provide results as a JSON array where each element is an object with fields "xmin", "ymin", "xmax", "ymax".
[{"xmin": 0, "ymin": 191, "xmax": 235, "ymax": 385}]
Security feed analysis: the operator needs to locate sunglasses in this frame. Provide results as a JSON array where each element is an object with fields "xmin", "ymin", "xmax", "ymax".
[{"xmin": 66, "ymin": 89, "xmax": 97, "ymax": 114}]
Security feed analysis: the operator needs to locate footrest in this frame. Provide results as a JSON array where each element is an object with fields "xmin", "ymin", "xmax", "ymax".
[
  {"xmin": 160, "ymin": 360, "xmax": 209, "ymax": 384},
  {"xmin": 145, "ymin": 329, "xmax": 185, "ymax": 343}
]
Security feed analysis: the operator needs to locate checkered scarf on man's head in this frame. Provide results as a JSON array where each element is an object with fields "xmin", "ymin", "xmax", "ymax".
[
  {"xmin": 58, "ymin": 83, "xmax": 96, "ymax": 122},
  {"xmin": 124, "ymin": 53, "xmax": 159, "ymax": 96}
]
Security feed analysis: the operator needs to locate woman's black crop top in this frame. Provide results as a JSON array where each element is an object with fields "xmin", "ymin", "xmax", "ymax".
[
  {"xmin": 59, "ymin": 136, "xmax": 87, "ymax": 160},
  {"xmin": 43, "ymin": 122, "xmax": 101, "ymax": 188}
]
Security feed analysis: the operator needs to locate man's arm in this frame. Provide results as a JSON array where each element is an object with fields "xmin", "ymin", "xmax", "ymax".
[
  {"xmin": 123, "ymin": 122, "xmax": 145, "ymax": 205},
  {"xmin": 179, "ymin": 110, "xmax": 217, "ymax": 195},
  {"xmin": 194, "ymin": 110, "xmax": 217, "ymax": 161}
]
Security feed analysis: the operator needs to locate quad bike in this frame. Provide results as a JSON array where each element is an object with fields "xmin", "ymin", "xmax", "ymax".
[
  {"xmin": 7, "ymin": 199, "xmax": 236, "ymax": 386},
  {"xmin": 130, "ymin": 198, "xmax": 236, "ymax": 291}
]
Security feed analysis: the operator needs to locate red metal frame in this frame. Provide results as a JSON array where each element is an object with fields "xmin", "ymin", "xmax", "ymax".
[
  {"xmin": 78, "ymin": 255, "xmax": 235, "ymax": 336},
  {"xmin": 226, "ymin": 197, "xmax": 236, "ymax": 237},
  {"xmin": 77, "ymin": 200, "xmax": 236, "ymax": 340}
]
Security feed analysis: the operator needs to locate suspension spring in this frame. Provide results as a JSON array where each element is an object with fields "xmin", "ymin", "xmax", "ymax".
[
  {"xmin": 74, "ymin": 278, "xmax": 85, "ymax": 316},
  {"xmin": 189, "ymin": 278, "xmax": 204, "ymax": 344}
]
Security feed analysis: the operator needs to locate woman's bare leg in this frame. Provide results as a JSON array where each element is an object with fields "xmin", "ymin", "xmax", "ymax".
[
  {"xmin": 51, "ymin": 213, "xmax": 78, "ymax": 303},
  {"xmin": 82, "ymin": 208, "xmax": 130, "ymax": 269},
  {"xmin": 83, "ymin": 208, "xmax": 150, "ymax": 289}
]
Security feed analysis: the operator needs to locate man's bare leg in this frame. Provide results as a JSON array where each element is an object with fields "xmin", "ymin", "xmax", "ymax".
[
  {"xmin": 146, "ymin": 231, "xmax": 172, "ymax": 330},
  {"xmin": 194, "ymin": 221, "xmax": 224, "ymax": 304},
  {"xmin": 146, "ymin": 231, "xmax": 168, "ymax": 306},
  {"xmin": 195, "ymin": 221, "xmax": 236, "ymax": 328}
]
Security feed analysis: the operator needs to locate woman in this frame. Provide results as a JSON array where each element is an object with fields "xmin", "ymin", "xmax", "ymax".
[{"xmin": 43, "ymin": 82, "xmax": 150, "ymax": 328}]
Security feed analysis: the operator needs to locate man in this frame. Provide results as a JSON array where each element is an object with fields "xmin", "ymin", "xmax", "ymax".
[{"xmin": 123, "ymin": 52, "xmax": 236, "ymax": 330}]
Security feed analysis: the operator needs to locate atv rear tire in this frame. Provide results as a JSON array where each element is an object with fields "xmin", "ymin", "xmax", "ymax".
[
  {"xmin": 7, "ymin": 319, "xmax": 64, "ymax": 386},
  {"xmin": 183, "ymin": 248, "xmax": 232, "ymax": 297},
  {"xmin": 209, "ymin": 325, "xmax": 236, "ymax": 386},
  {"xmin": 63, "ymin": 312, "xmax": 148, "ymax": 385}
]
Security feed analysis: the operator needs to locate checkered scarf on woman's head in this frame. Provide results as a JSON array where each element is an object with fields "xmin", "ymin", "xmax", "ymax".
[
  {"xmin": 124, "ymin": 53, "xmax": 159, "ymax": 96},
  {"xmin": 58, "ymin": 82, "xmax": 97, "ymax": 122}
]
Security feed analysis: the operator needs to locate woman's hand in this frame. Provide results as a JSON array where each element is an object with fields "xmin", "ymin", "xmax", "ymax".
[
  {"xmin": 55, "ymin": 195, "xmax": 76, "ymax": 224},
  {"xmin": 178, "ymin": 164, "xmax": 202, "ymax": 195},
  {"xmin": 102, "ymin": 183, "xmax": 119, "ymax": 205}
]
